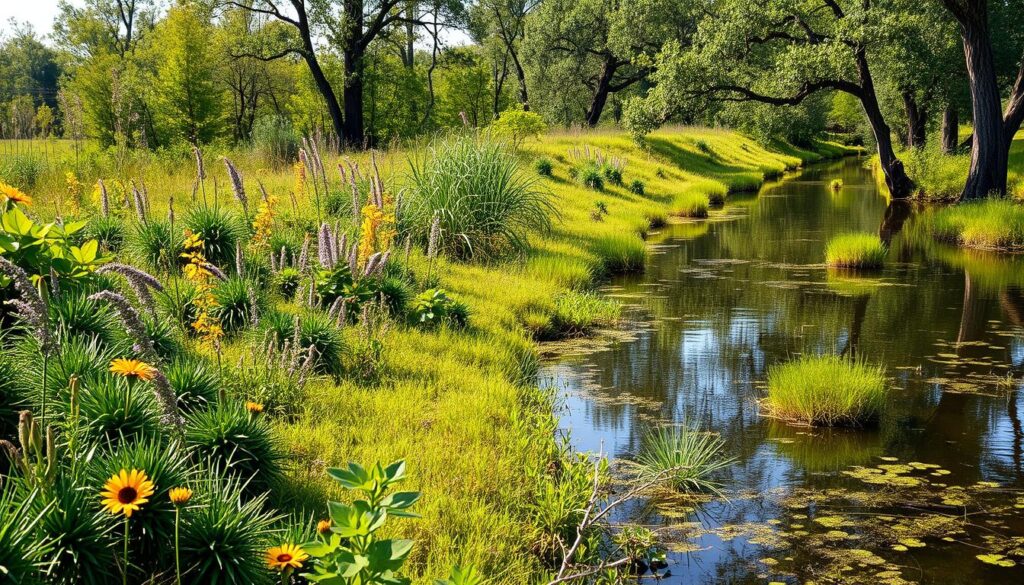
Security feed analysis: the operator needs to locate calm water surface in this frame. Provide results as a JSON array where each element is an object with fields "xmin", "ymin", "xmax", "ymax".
[{"xmin": 540, "ymin": 158, "xmax": 1024, "ymax": 584}]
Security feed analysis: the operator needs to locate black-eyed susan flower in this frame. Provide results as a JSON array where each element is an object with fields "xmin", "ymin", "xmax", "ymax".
[
  {"xmin": 0, "ymin": 181, "xmax": 32, "ymax": 206},
  {"xmin": 169, "ymin": 487, "xmax": 193, "ymax": 506},
  {"xmin": 110, "ymin": 358, "xmax": 158, "ymax": 381},
  {"xmin": 266, "ymin": 543, "xmax": 308, "ymax": 571},
  {"xmin": 101, "ymin": 469, "xmax": 156, "ymax": 518}
]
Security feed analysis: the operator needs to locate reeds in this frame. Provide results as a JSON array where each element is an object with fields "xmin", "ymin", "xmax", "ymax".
[
  {"xmin": 825, "ymin": 232, "xmax": 887, "ymax": 268},
  {"xmin": 763, "ymin": 355, "xmax": 886, "ymax": 427}
]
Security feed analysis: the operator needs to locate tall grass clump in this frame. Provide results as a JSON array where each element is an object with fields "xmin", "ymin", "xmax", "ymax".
[
  {"xmin": 184, "ymin": 205, "xmax": 246, "ymax": 268},
  {"xmin": 763, "ymin": 355, "xmax": 887, "ymax": 427},
  {"xmin": 635, "ymin": 425, "xmax": 734, "ymax": 493},
  {"xmin": 825, "ymin": 232, "xmax": 887, "ymax": 268},
  {"xmin": 671, "ymin": 192, "xmax": 710, "ymax": 218},
  {"xmin": 929, "ymin": 199, "xmax": 1024, "ymax": 251},
  {"xmin": 591, "ymin": 233, "xmax": 645, "ymax": 274},
  {"xmin": 401, "ymin": 133, "xmax": 553, "ymax": 260}
]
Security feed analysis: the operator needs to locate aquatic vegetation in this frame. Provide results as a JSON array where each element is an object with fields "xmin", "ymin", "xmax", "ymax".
[
  {"xmin": 402, "ymin": 133, "xmax": 553, "ymax": 260},
  {"xmin": 591, "ymin": 233, "xmax": 646, "ymax": 274},
  {"xmin": 928, "ymin": 199, "xmax": 1024, "ymax": 251},
  {"xmin": 824, "ymin": 232, "xmax": 887, "ymax": 268},
  {"xmin": 830, "ymin": 178, "xmax": 843, "ymax": 192},
  {"xmin": 764, "ymin": 355, "xmax": 887, "ymax": 426},
  {"xmin": 634, "ymin": 425, "xmax": 734, "ymax": 493},
  {"xmin": 671, "ymin": 192, "xmax": 710, "ymax": 218}
]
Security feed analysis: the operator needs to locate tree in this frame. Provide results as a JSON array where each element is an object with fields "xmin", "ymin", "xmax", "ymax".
[
  {"xmin": 150, "ymin": 3, "xmax": 225, "ymax": 145},
  {"xmin": 939, "ymin": 0, "xmax": 1024, "ymax": 198},
  {"xmin": 0, "ymin": 22, "xmax": 62, "ymax": 111},
  {"xmin": 625, "ymin": 0, "xmax": 916, "ymax": 198},
  {"xmin": 473, "ymin": 0, "xmax": 539, "ymax": 111}
]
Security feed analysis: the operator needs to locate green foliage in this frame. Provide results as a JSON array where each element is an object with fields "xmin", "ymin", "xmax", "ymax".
[
  {"xmin": 825, "ymin": 233, "xmax": 887, "ymax": 268},
  {"xmin": 928, "ymin": 199, "xmax": 1024, "ymax": 250},
  {"xmin": 490, "ymin": 106, "xmax": 548, "ymax": 148},
  {"xmin": 765, "ymin": 355, "xmax": 887, "ymax": 427},
  {"xmin": 573, "ymin": 161, "xmax": 604, "ymax": 191},
  {"xmin": 184, "ymin": 402, "xmax": 282, "ymax": 492},
  {"xmin": 591, "ymin": 233, "xmax": 645, "ymax": 274},
  {"xmin": 0, "ymin": 483, "xmax": 51, "ymax": 583},
  {"xmin": 301, "ymin": 460, "xmax": 420, "ymax": 585},
  {"xmin": 534, "ymin": 157, "xmax": 553, "ymax": 177},
  {"xmin": 902, "ymin": 147, "xmax": 971, "ymax": 200},
  {"xmin": 629, "ymin": 179, "xmax": 645, "ymax": 195},
  {"xmin": 273, "ymin": 267, "xmax": 302, "ymax": 299},
  {"xmin": 77, "ymin": 375, "xmax": 161, "ymax": 443},
  {"xmin": 212, "ymin": 276, "xmax": 261, "ymax": 333},
  {"xmin": 671, "ymin": 192, "xmax": 709, "ymax": 218},
  {"xmin": 178, "ymin": 476, "xmax": 277, "ymax": 585},
  {"xmin": 184, "ymin": 205, "xmax": 245, "ymax": 269},
  {"xmin": 128, "ymin": 220, "xmax": 180, "ymax": 272},
  {"xmin": 262, "ymin": 310, "xmax": 345, "ymax": 376},
  {"xmin": 0, "ymin": 155, "xmax": 43, "ymax": 189},
  {"xmin": 251, "ymin": 115, "xmax": 299, "ymax": 164},
  {"xmin": 534, "ymin": 291, "xmax": 619, "ymax": 340},
  {"xmin": 411, "ymin": 289, "xmax": 469, "ymax": 328},
  {"xmin": 165, "ymin": 357, "xmax": 220, "ymax": 413},
  {"xmin": 402, "ymin": 133, "xmax": 553, "ymax": 260},
  {"xmin": 85, "ymin": 215, "xmax": 125, "ymax": 252},
  {"xmin": 34, "ymin": 473, "xmax": 115, "ymax": 585},
  {"xmin": 0, "ymin": 205, "xmax": 107, "ymax": 287},
  {"xmin": 48, "ymin": 290, "xmax": 118, "ymax": 345},
  {"xmin": 635, "ymin": 425, "xmax": 734, "ymax": 493}
]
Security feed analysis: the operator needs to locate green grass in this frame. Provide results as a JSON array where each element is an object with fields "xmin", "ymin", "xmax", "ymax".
[
  {"xmin": 929, "ymin": 199, "xmax": 1024, "ymax": 251},
  {"xmin": 670, "ymin": 192, "xmax": 710, "ymax": 218},
  {"xmin": 764, "ymin": 355, "xmax": 887, "ymax": 427},
  {"xmin": 9, "ymin": 127, "xmax": 852, "ymax": 583},
  {"xmin": 825, "ymin": 232, "xmax": 888, "ymax": 268},
  {"xmin": 634, "ymin": 425, "xmax": 734, "ymax": 493}
]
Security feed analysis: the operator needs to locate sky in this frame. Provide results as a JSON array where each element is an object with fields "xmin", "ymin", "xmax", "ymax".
[{"xmin": 0, "ymin": 1, "xmax": 78, "ymax": 39}]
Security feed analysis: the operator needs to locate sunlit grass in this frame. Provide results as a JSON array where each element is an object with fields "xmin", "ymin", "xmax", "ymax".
[
  {"xmin": 634, "ymin": 425, "xmax": 734, "ymax": 493},
  {"xmin": 929, "ymin": 199, "xmax": 1024, "ymax": 251},
  {"xmin": 763, "ymin": 355, "xmax": 887, "ymax": 427},
  {"xmin": 825, "ymin": 232, "xmax": 887, "ymax": 268}
]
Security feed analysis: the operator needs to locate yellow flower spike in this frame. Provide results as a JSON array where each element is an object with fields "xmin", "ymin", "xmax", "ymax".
[
  {"xmin": 169, "ymin": 487, "xmax": 193, "ymax": 506},
  {"xmin": 266, "ymin": 543, "xmax": 308, "ymax": 571},
  {"xmin": 109, "ymin": 358, "xmax": 157, "ymax": 381},
  {"xmin": 100, "ymin": 469, "xmax": 156, "ymax": 518}
]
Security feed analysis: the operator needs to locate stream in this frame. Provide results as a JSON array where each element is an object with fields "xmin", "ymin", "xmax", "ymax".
[{"xmin": 540, "ymin": 157, "xmax": 1024, "ymax": 584}]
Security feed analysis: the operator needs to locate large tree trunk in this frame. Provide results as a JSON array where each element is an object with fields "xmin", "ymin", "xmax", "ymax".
[
  {"xmin": 343, "ymin": 47, "xmax": 367, "ymax": 148},
  {"xmin": 946, "ymin": 0, "xmax": 1008, "ymax": 199},
  {"xmin": 1003, "ymin": 61, "xmax": 1024, "ymax": 155},
  {"xmin": 855, "ymin": 49, "xmax": 913, "ymax": 198},
  {"xmin": 902, "ymin": 91, "xmax": 927, "ymax": 148},
  {"xmin": 941, "ymin": 104, "xmax": 959, "ymax": 153},
  {"xmin": 585, "ymin": 55, "xmax": 618, "ymax": 127}
]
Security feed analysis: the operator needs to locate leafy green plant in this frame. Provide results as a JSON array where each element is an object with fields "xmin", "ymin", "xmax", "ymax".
[
  {"xmin": 77, "ymin": 375, "xmax": 161, "ymax": 443},
  {"xmin": 402, "ymin": 133, "xmax": 553, "ymax": 260},
  {"xmin": 165, "ymin": 357, "xmax": 220, "ymax": 413},
  {"xmin": 635, "ymin": 425, "xmax": 734, "ymax": 493},
  {"xmin": 0, "ymin": 481, "xmax": 52, "ymax": 583},
  {"xmin": 212, "ymin": 276, "xmax": 262, "ymax": 333},
  {"xmin": 184, "ymin": 205, "xmax": 246, "ymax": 269},
  {"xmin": 86, "ymin": 215, "xmax": 126, "ymax": 252},
  {"xmin": 128, "ymin": 220, "xmax": 180, "ymax": 272},
  {"xmin": 490, "ymin": 106, "xmax": 547, "ymax": 148},
  {"xmin": 48, "ymin": 290, "xmax": 119, "ymax": 345},
  {"xmin": 411, "ymin": 289, "xmax": 468, "ymax": 328},
  {"xmin": 534, "ymin": 157, "xmax": 553, "ymax": 177},
  {"xmin": 575, "ymin": 162, "xmax": 604, "ymax": 191},
  {"xmin": 0, "ymin": 206, "xmax": 107, "ymax": 288},
  {"xmin": 301, "ymin": 460, "xmax": 421, "ymax": 585},
  {"xmin": 262, "ymin": 310, "xmax": 345, "ymax": 375},
  {"xmin": 184, "ymin": 402, "xmax": 282, "ymax": 492},
  {"xmin": 34, "ymin": 473, "xmax": 116, "ymax": 585},
  {"xmin": 602, "ymin": 164, "xmax": 623, "ymax": 186},
  {"xmin": 273, "ymin": 267, "xmax": 302, "ymax": 299},
  {"xmin": 629, "ymin": 180, "xmax": 645, "ymax": 195}
]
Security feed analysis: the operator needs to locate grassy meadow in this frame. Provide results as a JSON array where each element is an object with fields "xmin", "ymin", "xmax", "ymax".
[{"xmin": 0, "ymin": 127, "xmax": 852, "ymax": 583}]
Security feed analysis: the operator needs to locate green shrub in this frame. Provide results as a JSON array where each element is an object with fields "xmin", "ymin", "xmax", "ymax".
[
  {"xmin": 77, "ymin": 375, "xmax": 161, "ymax": 443},
  {"xmin": 764, "ymin": 355, "xmax": 887, "ymax": 426},
  {"xmin": 535, "ymin": 291, "xmax": 619, "ymax": 340},
  {"xmin": 324, "ymin": 188, "xmax": 351, "ymax": 217},
  {"xmin": 49, "ymin": 290, "xmax": 118, "ymax": 345},
  {"xmin": 575, "ymin": 161, "xmax": 604, "ymax": 191},
  {"xmin": 635, "ymin": 425, "xmax": 734, "ymax": 493},
  {"xmin": 592, "ymin": 233, "xmax": 645, "ymax": 275},
  {"xmin": 185, "ymin": 205, "xmax": 246, "ymax": 269},
  {"xmin": 86, "ymin": 215, "xmax": 126, "ymax": 252},
  {"xmin": 902, "ymin": 147, "xmax": 969, "ymax": 200},
  {"xmin": 273, "ymin": 267, "xmax": 302, "ymax": 299},
  {"xmin": 165, "ymin": 357, "xmax": 220, "ymax": 413},
  {"xmin": 185, "ymin": 402, "xmax": 282, "ymax": 492},
  {"xmin": 602, "ymin": 164, "xmax": 623, "ymax": 186},
  {"xmin": 929, "ymin": 199, "xmax": 1024, "ymax": 250},
  {"xmin": 412, "ymin": 288, "xmax": 469, "ymax": 328},
  {"xmin": 402, "ymin": 133, "xmax": 553, "ymax": 260},
  {"xmin": 629, "ymin": 180, "xmax": 645, "ymax": 195},
  {"xmin": 0, "ymin": 154, "xmax": 43, "ymax": 189},
  {"xmin": 251, "ymin": 114, "xmax": 299, "ymax": 165},
  {"xmin": 141, "ymin": 314, "xmax": 181, "ymax": 360},
  {"xmin": 825, "ymin": 232, "xmax": 887, "ymax": 268},
  {"xmin": 212, "ymin": 276, "xmax": 262, "ymax": 333},
  {"xmin": 128, "ymin": 220, "xmax": 180, "ymax": 272},
  {"xmin": 262, "ymin": 310, "xmax": 345, "ymax": 376},
  {"xmin": 534, "ymin": 157, "xmax": 553, "ymax": 177},
  {"xmin": 178, "ymin": 475, "xmax": 277, "ymax": 585}
]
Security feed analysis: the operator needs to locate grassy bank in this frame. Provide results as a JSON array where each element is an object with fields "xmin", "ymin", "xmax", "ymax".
[{"xmin": 1, "ymin": 127, "xmax": 851, "ymax": 582}]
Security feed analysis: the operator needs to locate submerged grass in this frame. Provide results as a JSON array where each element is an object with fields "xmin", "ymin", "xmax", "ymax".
[
  {"xmin": 764, "ymin": 355, "xmax": 887, "ymax": 427},
  {"xmin": 825, "ymin": 232, "xmax": 888, "ymax": 268}
]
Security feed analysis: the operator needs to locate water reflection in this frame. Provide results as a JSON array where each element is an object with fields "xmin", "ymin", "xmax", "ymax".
[{"xmin": 541, "ymin": 157, "xmax": 1024, "ymax": 583}]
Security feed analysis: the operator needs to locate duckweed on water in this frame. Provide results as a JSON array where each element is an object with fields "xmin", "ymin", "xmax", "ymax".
[{"xmin": 763, "ymin": 355, "xmax": 887, "ymax": 426}]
